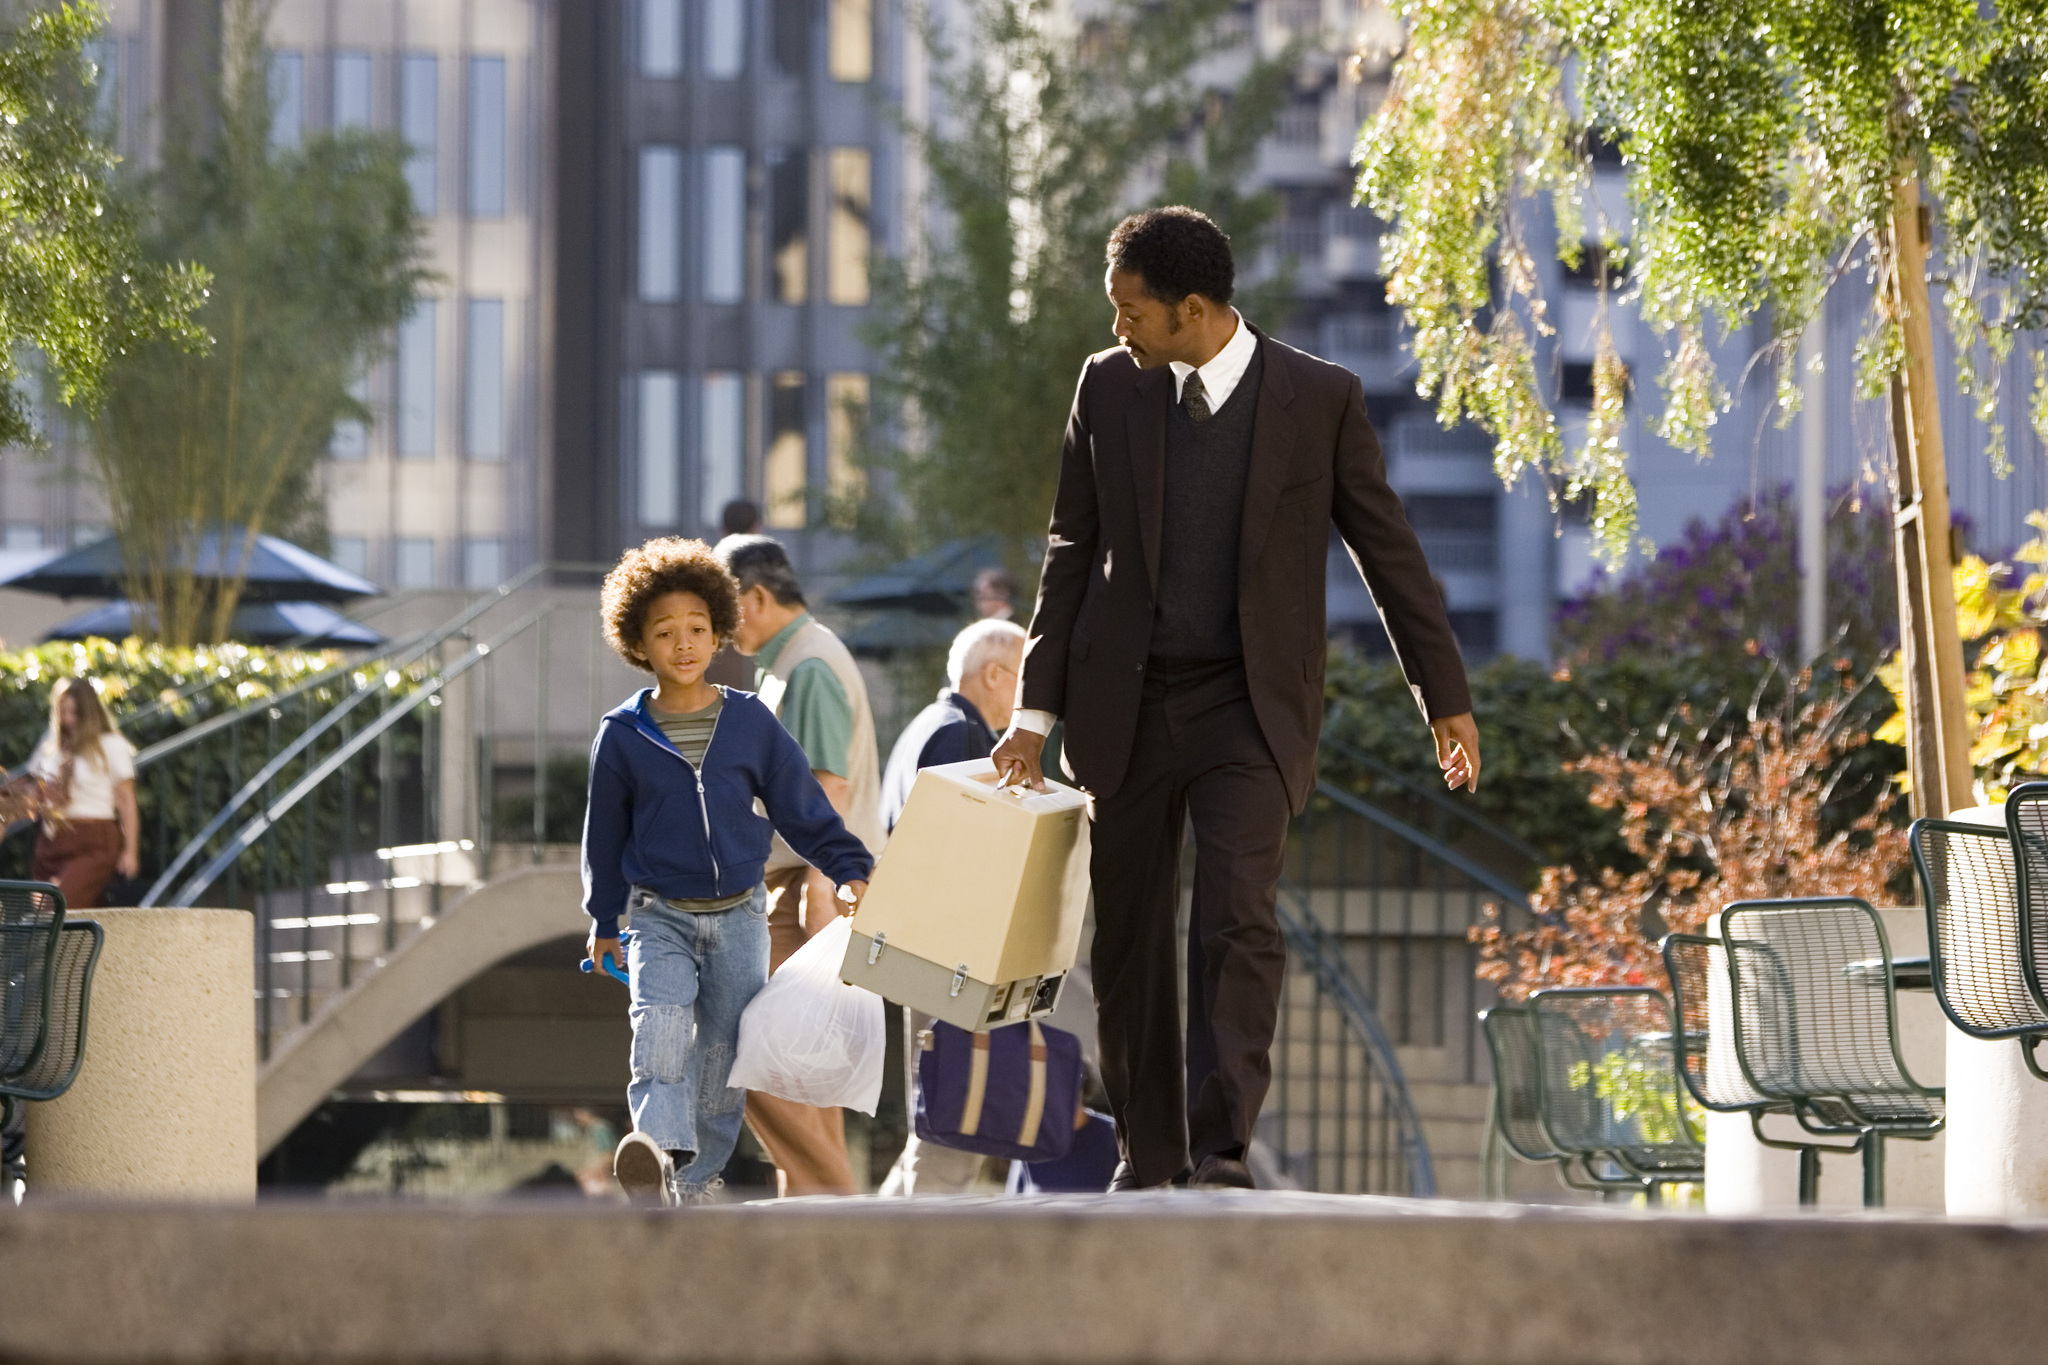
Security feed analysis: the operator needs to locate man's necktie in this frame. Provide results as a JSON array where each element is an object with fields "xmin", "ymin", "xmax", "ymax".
[{"xmin": 1182, "ymin": 371, "xmax": 1212, "ymax": 423}]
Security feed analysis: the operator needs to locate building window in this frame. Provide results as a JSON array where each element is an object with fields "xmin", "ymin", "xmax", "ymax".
[
  {"xmin": 827, "ymin": 149, "xmax": 869, "ymax": 305},
  {"xmin": 825, "ymin": 372, "xmax": 867, "ymax": 499},
  {"xmin": 330, "ymin": 374, "xmax": 370, "ymax": 459},
  {"xmin": 699, "ymin": 372, "xmax": 744, "ymax": 530},
  {"xmin": 331, "ymin": 536, "xmax": 369, "ymax": 578},
  {"xmin": 465, "ymin": 298, "xmax": 505, "ymax": 460},
  {"xmin": 395, "ymin": 538, "xmax": 436, "ymax": 589},
  {"xmin": 765, "ymin": 371, "xmax": 807, "ymax": 528},
  {"xmin": 637, "ymin": 372, "xmax": 681, "ymax": 527},
  {"xmin": 3, "ymin": 525, "xmax": 44, "ymax": 551},
  {"xmin": 269, "ymin": 51, "xmax": 304, "ymax": 150},
  {"xmin": 639, "ymin": 146, "xmax": 682, "ymax": 302},
  {"xmin": 397, "ymin": 302, "xmax": 437, "ymax": 458},
  {"xmin": 703, "ymin": 147, "xmax": 745, "ymax": 303},
  {"xmin": 467, "ymin": 56, "xmax": 506, "ymax": 217},
  {"xmin": 333, "ymin": 51, "xmax": 373, "ymax": 129},
  {"xmin": 401, "ymin": 54, "xmax": 438, "ymax": 214},
  {"xmin": 463, "ymin": 539, "xmax": 505, "ymax": 589},
  {"xmin": 769, "ymin": 149, "xmax": 809, "ymax": 305},
  {"xmin": 827, "ymin": 0, "xmax": 870, "ymax": 81},
  {"xmin": 705, "ymin": 0, "xmax": 745, "ymax": 77},
  {"xmin": 641, "ymin": 0, "xmax": 684, "ymax": 76},
  {"xmin": 772, "ymin": 0, "xmax": 810, "ymax": 75}
]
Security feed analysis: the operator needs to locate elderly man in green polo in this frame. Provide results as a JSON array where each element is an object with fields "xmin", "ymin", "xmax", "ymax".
[{"xmin": 715, "ymin": 534, "xmax": 886, "ymax": 1196}]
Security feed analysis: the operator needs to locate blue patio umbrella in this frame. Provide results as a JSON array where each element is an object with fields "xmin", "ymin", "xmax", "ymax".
[
  {"xmin": 42, "ymin": 599, "xmax": 385, "ymax": 649},
  {"xmin": 0, "ymin": 531, "xmax": 378, "ymax": 603}
]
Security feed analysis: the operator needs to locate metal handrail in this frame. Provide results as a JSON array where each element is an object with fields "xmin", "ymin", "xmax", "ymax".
[
  {"xmin": 162, "ymin": 606, "xmax": 552, "ymax": 907},
  {"xmin": 1318, "ymin": 735, "xmax": 1544, "ymax": 866},
  {"xmin": 1310, "ymin": 780, "xmax": 1533, "ymax": 912},
  {"xmin": 1275, "ymin": 877, "xmax": 1438, "ymax": 1195},
  {"xmin": 137, "ymin": 569, "xmax": 551, "ymax": 904}
]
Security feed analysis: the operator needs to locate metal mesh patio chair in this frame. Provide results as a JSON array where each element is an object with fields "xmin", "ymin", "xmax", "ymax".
[
  {"xmin": 1481, "ymin": 1002, "xmax": 1657, "ymax": 1196},
  {"xmin": 1527, "ymin": 987, "xmax": 1704, "ymax": 1197},
  {"xmin": 1720, "ymin": 898, "xmax": 1944, "ymax": 1206},
  {"xmin": 1662, "ymin": 931, "xmax": 1854, "ymax": 1205},
  {"xmin": 0, "ymin": 882, "xmax": 66, "ymax": 1086},
  {"xmin": 1908, "ymin": 817, "xmax": 2048, "ymax": 1076},
  {"xmin": 1998, "ymin": 784, "xmax": 2048, "ymax": 1038},
  {"xmin": 1480, "ymin": 1005, "xmax": 1562, "ymax": 1165}
]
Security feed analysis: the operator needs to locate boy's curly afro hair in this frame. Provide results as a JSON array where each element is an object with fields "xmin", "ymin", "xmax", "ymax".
[{"xmin": 601, "ymin": 538, "xmax": 743, "ymax": 670}]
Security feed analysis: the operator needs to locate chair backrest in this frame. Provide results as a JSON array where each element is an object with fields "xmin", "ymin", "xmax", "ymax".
[
  {"xmin": 0, "ymin": 920, "xmax": 103, "ymax": 1102},
  {"xmin": 0, "ymin": 882, "xmax": 65, "ymax": 1081},
  {"xmin": 2001, "ymin": 785, "xmax": 2048, "ymax": 1017},
  {"xmin": 1660, "ymin": 933, "xmax": 1769, "ymax": 1112},
  {"xmin": 1527, "ymin": 987, "xmax": 1702, "ymax": 1164},
  {"xmin": 1910, "ymin": 818, "xmax": 2048, "ymax": 1038},
  {"xmin": 1479, "ymin": 1005, "xmax": 1561, "ymax": 1163},
  {"xmin": 1721, "ymin": 898, "xmax": 1941, "ymax": 1126}
]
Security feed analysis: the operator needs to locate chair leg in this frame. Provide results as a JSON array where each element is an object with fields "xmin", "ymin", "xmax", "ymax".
[
  {"xmin": 1861, "ymin": 1133, "xmax": 1885, "ymax": 1209},
  {"xmin": 2023, "ymin": 1036, "xmax": 2048, "ymax": 1083},
  {"xmin": 1798, "ymin": 1147, "xmax": 1821, "ymax": 1206},
  {"xmin": 1643, "ymin": 1180, "xmax": 1662, "ymax": 1208}
]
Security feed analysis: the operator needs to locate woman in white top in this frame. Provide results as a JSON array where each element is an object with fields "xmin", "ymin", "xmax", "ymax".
[{"xmin": 29, "ymin": 678, "xmax": 140, "ymax": 909}]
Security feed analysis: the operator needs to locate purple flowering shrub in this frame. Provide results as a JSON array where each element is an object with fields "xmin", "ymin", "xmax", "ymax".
[{"xmin": 1554, "ymin": 486, "xmax": 1900, "ymax": 672}]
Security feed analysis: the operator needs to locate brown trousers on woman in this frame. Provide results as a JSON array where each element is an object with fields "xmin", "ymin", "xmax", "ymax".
[
  {"xmin": 742, "ymin": 864, "xmax": 858, "ymax": 1195},
  {"xmin": 33, "ymin": 819, "xmax": 123, "ymax": 910}
]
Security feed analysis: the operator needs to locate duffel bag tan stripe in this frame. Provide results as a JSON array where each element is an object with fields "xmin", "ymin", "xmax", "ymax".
[
  {"xmin": 1018, "ymin": 1020, "xmax": 1048, "ymax": 1149},
  {"xmin": 960, "ymin": 1031, "xmax": 992, "ymax": 1137}
]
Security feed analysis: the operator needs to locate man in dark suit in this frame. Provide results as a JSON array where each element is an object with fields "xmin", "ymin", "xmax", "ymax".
[{"xmin": 993, "ymin": 207, "xmax": 1480, "ymax": 1192}]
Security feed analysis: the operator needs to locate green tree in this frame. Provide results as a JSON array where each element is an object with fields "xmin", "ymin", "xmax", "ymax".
[
  {"xmin": 1356, "ymin": 0, "xmax": 2048, "ymax": 816},
  {"xmin": 846, "ymin": 0, "xmax": 1293, "ymax": 572},
  {"xmin": 0, "ymin": 1, "xmax": 205, "ymax": 449},
  {"xmin": 90, "ymin": 0, "xmax": 431, "ymax": 646}
]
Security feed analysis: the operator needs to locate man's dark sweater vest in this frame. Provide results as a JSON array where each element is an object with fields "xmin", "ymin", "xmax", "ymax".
[{"xmin": 1150, "ymin": 346, "xmax": 1263, "ymax": 661}]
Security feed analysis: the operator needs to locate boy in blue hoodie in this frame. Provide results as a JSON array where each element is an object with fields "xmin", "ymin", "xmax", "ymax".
[{"xmin": 585, "ymin": 538, "xmax": 874, "ymax": 1205}]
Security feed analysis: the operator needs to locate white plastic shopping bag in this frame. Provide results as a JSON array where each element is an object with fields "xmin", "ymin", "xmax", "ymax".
[{"xmin": 729, "ymin": 914, "xmax": 886, "ymax": 1114}]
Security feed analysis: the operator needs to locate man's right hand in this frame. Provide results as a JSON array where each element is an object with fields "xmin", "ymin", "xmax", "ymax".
[
  {"xmin": 588, "ymin": 930, "xmax": 622, "ymax": 977},
  {"xmin": 992, "ymin": 726, "xmax": 1049, "ymax": 792}
]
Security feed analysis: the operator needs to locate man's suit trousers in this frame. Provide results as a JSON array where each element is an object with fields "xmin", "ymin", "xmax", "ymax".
[{"xmin": 1089, "ymin": 657, "xmax": 1290, "ymax": 1187}]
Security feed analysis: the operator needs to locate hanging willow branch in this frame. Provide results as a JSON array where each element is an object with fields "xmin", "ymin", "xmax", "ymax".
[{"xmin": 1356, "ymin": 0, "xmax": 2048, "ymax": 560}]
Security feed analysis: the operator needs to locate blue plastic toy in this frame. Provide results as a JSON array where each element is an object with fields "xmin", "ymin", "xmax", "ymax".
[{"xmin": 580, "ymin": 929, "xmax": 633, "ymax": 984}]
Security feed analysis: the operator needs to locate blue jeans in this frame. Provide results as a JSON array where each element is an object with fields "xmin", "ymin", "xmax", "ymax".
[{"xmin": 625, "ymin": 885, "xmax": 770, "ymax": 1192}]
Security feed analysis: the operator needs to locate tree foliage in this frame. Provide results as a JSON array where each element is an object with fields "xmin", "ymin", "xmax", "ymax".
[
  {"xmin": 848, "ymin": 0, "xmax": 1292, "ymax": 571},
  {"xmin": 0, "ymin": 1, "xmax": 205, "ymax": 449},
  {"xmin": 90, "ymin": 0, "xmax": 430, "ymax": 645},
  {"xmin": 1355, "ymin": 0, "xmax": 2048, "ymax": 558}
]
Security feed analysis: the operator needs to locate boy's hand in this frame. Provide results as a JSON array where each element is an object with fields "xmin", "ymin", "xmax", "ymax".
[
  {"xmin": 836, "ymin": 880, "xmax": 868, "ymax": 916},
  {"xmin": 588, "ymin": 929, "xmax": 623, "ymax": 975}
]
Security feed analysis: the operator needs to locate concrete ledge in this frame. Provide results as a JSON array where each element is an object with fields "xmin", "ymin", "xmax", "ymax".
[{"xmin": 4, "ymin": 1192, "xmax": 2048, "ymax": 1364}]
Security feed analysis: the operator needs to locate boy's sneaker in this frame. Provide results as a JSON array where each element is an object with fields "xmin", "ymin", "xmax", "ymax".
[
  {"xmin": 614, "ymin": 1132, "xmax": 674, "ymax": 1205},
  {"xmin": 671, "ymin": 1175, "xmax": 724, "ymax": 1208}
]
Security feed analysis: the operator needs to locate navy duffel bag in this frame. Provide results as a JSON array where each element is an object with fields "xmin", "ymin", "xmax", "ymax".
[{"xmin": 914, "ymin": 1018, "xmax": 1083, "ymax": 1163}]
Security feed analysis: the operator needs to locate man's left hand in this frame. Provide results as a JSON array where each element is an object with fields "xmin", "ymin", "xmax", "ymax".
[
  {"xmin": 836, "ymin": 880, "xmax": 869, "ymax": 915},
  {"xmin": 1430, "ymin": 713, "xmax": 1481, "ymax": 793}
]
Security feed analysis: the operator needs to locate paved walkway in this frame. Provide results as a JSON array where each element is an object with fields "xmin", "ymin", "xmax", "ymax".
[{"xmin": 3, "ymin": 1192, "xmax": 2043, "ymax": 1363}]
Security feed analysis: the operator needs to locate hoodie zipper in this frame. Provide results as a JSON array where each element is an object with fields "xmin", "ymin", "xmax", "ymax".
[{"xmin": 629, "ymin": 690, "xmax": 725, "ymax": 892}]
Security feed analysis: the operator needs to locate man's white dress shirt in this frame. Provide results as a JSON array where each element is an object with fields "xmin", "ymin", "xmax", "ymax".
[{"xmin": 1008, "ymin": 310, "xmax": 1254, "ymax": 741}]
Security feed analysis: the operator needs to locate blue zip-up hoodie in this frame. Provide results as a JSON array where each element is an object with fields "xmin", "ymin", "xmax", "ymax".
[{"xmin": 581, "ymin": 687, "xmax": 876, "ymax": 937}]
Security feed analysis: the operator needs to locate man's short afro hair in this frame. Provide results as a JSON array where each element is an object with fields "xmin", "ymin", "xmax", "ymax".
[
  {"xmin": 601, "ymin": 537, "xmax": 743, "ymax": 671},
  {"xmin": 1107, "ymin": 206, "xmax": 1235, "ymax": 306}
]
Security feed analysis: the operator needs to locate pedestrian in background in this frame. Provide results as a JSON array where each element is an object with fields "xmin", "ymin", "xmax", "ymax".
[
  {"xmin": 29, "ymin": 677, "xmax": 139, "ymax": 909},
  {"xmin": 971, "ymin": 567, "xmax": 1019, "ymax": 621},
  {"xmin": 716, "ymin": 533, "xmax": 886, "ymax": 1195},
  {"xmin": 705, "ymin": 500, "xmax": 766, "ymax": 690},
  {"xmin": 876, "ymin": 617, "xmax": 1026, "ymax": 1196}
]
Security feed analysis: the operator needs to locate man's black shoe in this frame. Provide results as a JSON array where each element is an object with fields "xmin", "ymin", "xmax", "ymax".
[
  {"xmin": 1109, "ymin": 1160, "xmax": 1190, "ymax": 1192},
  {"xmin": 1191, "ymin": 1154, "xmax": 1255, "ymax": 1190}
]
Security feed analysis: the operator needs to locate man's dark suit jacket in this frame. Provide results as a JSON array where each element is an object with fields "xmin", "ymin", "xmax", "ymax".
[{"xmin": 1020, "ymin": 325, "xmax": 1473, "ymax": 813}]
